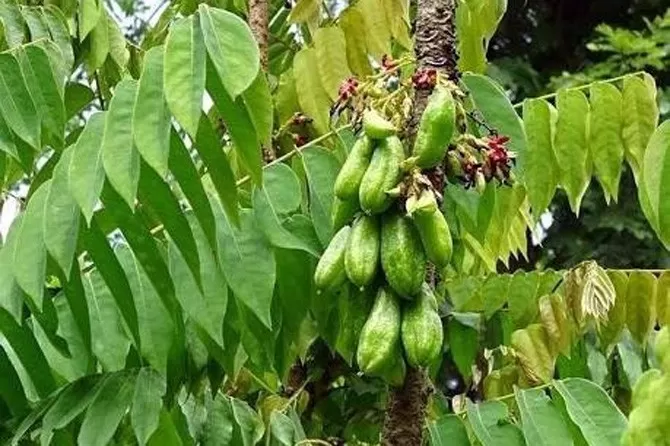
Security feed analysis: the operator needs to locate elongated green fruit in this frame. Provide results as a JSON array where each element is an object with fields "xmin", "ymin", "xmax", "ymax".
[
  {"xmin": 381, "ymin": 213, "xmax": 426, "ymax": 297},
  {"xmin": 356, "ymin": 287, "xmax": 401, "ymax": 375},
  {"xmin": 314, "ymin": 226, "xmax": 351, "ymax": 291},
  {"xmin": 363, "ymin": 109, "xmax": 396, "ymax": 139},
  {"xmin": 359, "ymin": 136, "xmax": 404, "ymax": 214},
  {"xmin": 334, "ymin": 136, "xmax": 374, "ymax": 199},
  {"xmin": 332, "ymin": 196, "xmax": 359, "ymax": 231},
  {"xmin": 413, "ymin": 204, "xmax": 453, "ymax": 269},
  {"xmin": 413, "ymin": 86, "xmax": 456, "ymax": 168},
  {"xmin": 401, "ymin": 284, "xmax": 443, "ymax": 367},
  {"xmin": 345, "ymin": 215, "xmax": 380, "ymax": 288},
  {"xmin": 377, "ymin": 345, "xmax": 406, "ymax": 387}
]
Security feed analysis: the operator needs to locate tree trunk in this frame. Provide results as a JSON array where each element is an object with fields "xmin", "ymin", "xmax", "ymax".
[
  {"xmin": 381, "ymin": 0, "xmax": 458, "ymax": 444},
  {"xmin": 248, "ymin": 0, "xmax": 269, "ymax": 71}
]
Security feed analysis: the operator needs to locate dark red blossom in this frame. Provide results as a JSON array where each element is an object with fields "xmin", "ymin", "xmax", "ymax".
[
  {"xmin": 337, "ymin": 77, "xmax": 359, "ymax": 102},
  {"xmin": 381, "ymin": 54, "xmax": 397, "ymax": 71},
  {"xmin": 412, "ymin": 68, "xmax": 437, "ymax": 90}
]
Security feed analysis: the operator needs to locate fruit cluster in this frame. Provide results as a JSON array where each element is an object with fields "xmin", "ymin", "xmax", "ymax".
[
  {"xmin": 622, "ymin": 326, "xmax": 670, "ymax": 445},
  {"xmin": 314, "ymin": 85, "xmax": 458, "ymax": 385}
]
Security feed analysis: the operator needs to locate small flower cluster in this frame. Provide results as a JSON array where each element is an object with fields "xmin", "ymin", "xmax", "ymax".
[
  {"xmin": 337, "ymin": 77, "xmax": 359, "ymax": 103},
  {"xmin": 411, "ymin": 68, "xmax": 437, "ymax": 90},
  {"xmin": 446, "ymin": 134, "xmax": 515, "ymax": 191}
]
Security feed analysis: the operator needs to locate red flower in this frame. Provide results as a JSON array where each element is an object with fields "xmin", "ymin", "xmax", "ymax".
[
  {"xmin": 381, "ymin": 54, "xmax": 397, "ymax": 71},
  {"xmin": 337, "ymin": 77, "xmax": 359, "ymax": 102},
  {"xmin": 412, "ymin": 68, "xmax": 437, "ymax": 90}
]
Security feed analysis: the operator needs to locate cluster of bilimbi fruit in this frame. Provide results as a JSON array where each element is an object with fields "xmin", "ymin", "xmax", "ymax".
[
  {"xmin": 314, "ymin": 85, "xmax": 456, "ymax": 385},
  {"xmin": 623, "ymin": 326, "xmax": 670, "ymax": 445}
]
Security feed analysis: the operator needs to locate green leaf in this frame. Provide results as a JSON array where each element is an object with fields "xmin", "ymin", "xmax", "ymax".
[
  {"xmin": 357, "ymin": 0, "xmax": 391, "ymax": 59},
  {"xmin": 467, "ymin": 399, "xmax": 525, "ymax": 446},
  {"xmin": 598, "ymin": 270, "xmax": 627, "ymax": 351},
  {"xmin": 203, "ymin": 392, "xmax": 234, "ymax": 445},
  {"xmin": 0, "ymin": 112, "xmax": 18, "ymax": 160},
  {"xmin": 198, "ymin": 4, "xmax": 259, "ymax": 98},
  {"xmin": 22, "ymin": 7, "xmax": 49, "ymax": 41},
  {"xmin": 507, "ymin": 270, "xmax": 541, "ymax": 329},
  {"xmin": 275, "ymin": 69, "xmax": 300, "ymax": 125},
  {"xmin": 12, "ymin": 183, "xmax": 48, "ymax": 310},
  {"xmin": 194, "ymin": 115, "xmax": 240, "ymax": 226},
  {"xmin": 40, "ymin": 375, "xmax": 102, "ymax": 445},
  {"xmin": 206, "ymin": 61, "xmax": 262, "ymax": 187},
  {"xmin": 78, "ymin": 0, "xmax": 101, "ymax": 39},
  {"xmin": 164, "ymin": 15, "xmax": 206, "ymax": 139},
  {"xmin": 293, "ymin": 48, "xmax": 330, "ymax": 134},
  {"xmin": 624, "ymin": 271, "xmax": 656, "ymax": 346},
  {"xmin": 102, "ymin": 79, "xmax": 140, "ymax": 208},
  {"xmin": 43, "ymin": 5, "xmax": 75, "ymax": 73},
  {"xmin": 301, "ymin": 147, "xmax": 341, "ymax": 246},
  {"xmin": 0, "ymin": 236, "xmax": 23, "ymax": 323},
  {"xmin": 64, "ymin": 82, "xmax": 94, "ymax": 121},
  {"xmin": 168, "ymin": 129, "xmax": 217, "ymax": 252},
  {"xmin": 622, "ymin": 74, "xmax": 658, "ymax": 174},
  {"xmin": 82, "ymin": 271, "xmax": 132, "ymax": 370},
  {"xmin": 78, "ymin": 370, "xmax": 138, "ymax": 446},
  {"xmin": 168, "ymin": 213, "xmax": 227, "ymax": 348},
  {"xmin": 117, "ymin": 245, "xmax": 175, "ymax": 375},
  {"xmin": 0, "ymin": 0, "xmax": 26, "ymax": 47},
  {"xmin": 335, "ymin": 285, "xmax": 373, "ymax": 365},
  {"xmin": 643, "ymin": 120, "xmax": 670, "ymax": 248},
  {"xmin": 554, "ymin": 89, "xmax": 591, "ymax": 214},
  {"xmin": 339, "ymin": 10, "xmax": 372, "ymax": 76},
  {"xmin": 138, "ymin": 161, "xmax": 201, "ymax": 289},
  {"xmin": 589, "ymin": 82, "xmax": 624, "ymax": 203},
  {"xmin": 617, "ymin": 329, "xmax": 644, "ymax": 388},
  {"xmin": 268, "ymin": 411, "xmax": 298, "ymax": 446},
  {"xmin": 539, "ymin": 293, "xmax": 571, "ymax": 357},
  {"xmin": 515, "ymin": 386, "xmax": 574, "ymax": 446},
  {"xmin": 428, "ymin": 415, "xmax": 470, "ymax": 446},
  {"xmin": 85, "ymin": 10, "xmax": 109, "ymax": 72},
  {"xmin": 106, "ymin": 13, "xmax": 129, "ymax": 68},
  {"xmin": 212, "ymin": 203, "xmax": 276, "ymax": 329},
  {"xmin": 462, "ymin": 74, "xmax": 527, "ymax": 181},
  {"xmin": 147, "ymin": 408, "xmax": 184, "ymax": 446},
  {"xmin": 131, "ymin": 368, "xmax": 166, "ymax": 446},
  {"xmin": 657, "ymin": 271, "xmax": 670, "ymax": 327},
  {"xmin": 0, "ymin": 347, "xmax": 28, "ymax": 417},
  {"xmin": 456, "ymin": 0, "xmax": 486, "ymax": 73},
  {"xmin": 511, "ymin": 324, "xmax": 555, "ymax": 384},
  {"xmin": 241, "ymin": 71, "xmax": 273, "ymax": 147},
  {"xmin": 553, "ymin": 378, "xmax": 627, "ymax": 446},
  {"xmin": 0, "ymin": 307, "xmax": 57, "ymax": 398},
  {"xmin": 44, "ymin": 147, "xmax": 80, "ymax": 276},
  {"xmin": 522, "ymin": 98, "xmax": 559, "ymax": 217},
  {"xmin": 447, "ymin": 314, "xmax": 480, "ymax": 378},
  {"xmin": 288, "ymin": 0, "xmax": 319, "ymax": 23},
  {"xmin": 68, "ymin": 112, "xmax": 106, "ymax": 224},
  {"xmin": 0, "ymin": 53, "xmax": 40, "ymax": 150},
  {"xmin": 230, "ymin": 396, "xmax": 264, "ymax": 445},
  {"xmin": 252, "ymin": 164, "xmax": 320, "ymax": 256},
  {"xmin": 314, "ymin": 26, "xmax": 351, "ymax": 101},
  {"xmin": 133, "ymin": 46, "xmax": 171, "ymax": 178}
]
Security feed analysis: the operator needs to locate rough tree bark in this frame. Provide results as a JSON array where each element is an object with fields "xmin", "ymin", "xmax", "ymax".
[
  {"xmin": 381, "ymin": 0, "xmax": 458, "ymax": 444},
  {"xmin": 248, "ymin": 0, "xmax": 269, "ymax": 70}
]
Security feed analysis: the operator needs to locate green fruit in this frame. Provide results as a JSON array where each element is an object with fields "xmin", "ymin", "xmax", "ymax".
[
  {"xmin": 656, "ymin": 326, "xmax": 670, "ymax": 373},
  {"xmin": 622, "ymin": 406, "xmax": 669, "ymax": 446},
  {"xmin": 332, "ymin": 196, "xmax": 359, "ymax": 231},
  {"xmin": 345, "ymin": 215, "xmax": 380, "ymax": 288},
  {"xmin": 412, "ymin": 194, "xmax": 453, "ymax": 269},
  {"xmin": 632, "ymin": 369, "xmax": 663, "ymax": 408},
  {"xmin": 412, "ymin": 86, "xmax": 456, "ymax": 168},
  {"xmin": 334, "ymin": 136, "xmax": 374, "ymax": 199},
  {"xmin": 314, "ymin": 226, "xmax": 351, "ymax": 291},
  {"xmin": 363, "ymin": 109, "xmax": 396, "ymax": 139},
  {"xmin": 378, "ymin": 347, "xmax": 407, "ymax": 387},
  {"xmin": 359, "ymin": 136, "xmax": 405, "ymax": 214},
  {"xmin": 336, "ymin": 285, "xmax": 375, "ymax": 365},
  {"xmin": 381, "ymin": 213, "xmax": 426, "ymax": 297},
  {"xmin": 356, "ymin": 287, "xmax": 402, "ymax": 375},
  {"xmin": 401, "ymin": 284, "xmax": 443, "ymax": 367}
]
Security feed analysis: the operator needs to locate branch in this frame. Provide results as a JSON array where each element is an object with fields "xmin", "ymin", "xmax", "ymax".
[{"xmin": 248, "ymin": 0, "xmax": 269, "ymax": 71}]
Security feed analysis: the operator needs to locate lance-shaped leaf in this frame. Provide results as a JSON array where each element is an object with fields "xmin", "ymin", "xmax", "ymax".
[
  {"xmin": 0, "ymin": 346, "xmax": 28, "ymax": 418},
  {"xmin": 78, "ymin": 370, "xmax": 138, "ymax": 446},
  {"xmin": 314, "ymin": 26, "xmax": 351, "ymax": 101},
  {"xmin": 85, "ymin": 10, "xmax": 109, "ymax": 72},
  {"xmin": 515, "ymin": 386, "xmax": 574, "ymax": 446},
  {"xmin": 106, "ymin": 14, "xmax": 129, "ymax": 68},
  {"xmin": 242, "ymin": 71, "xmax": 273, "ymax": 147},
  {"xmin": 12, "ymin": 183, "xmax": 48, "ymax": 310},
  {"xmin": 428, "ymin": 415, "xmax": 470, "ymax": 446},
  {"xmin": 69, "ymin": 112, "xmax": 106, "ymax": 224},
  {"xmin": 599, "ymin": 270, "xmax": 627, "ymax": 351},
  {"xmin": 0, "ymin": 0, "xmax": 26, "ymax": 47},
  {"xmin": 164, "ymin": 15, "xmax": 206, "ymax": 139},
  {"xmin": 44, "ymin": 147, "xmax": 80, "ymax": 276},
  {"xmin": 0, "ymin": 53, "xmax": 40, "ymax": 150},
  {"xmin": 539, "ymin": 293, "xmax": 571, "ymax": 357},
  {"xmin": 131, "ymin": 368, "xmax": 166, "ymax": 446},
  {"xmin": 82, "ymin": 271, "xmax": 132, "ymax": 371},
  {"xmin": 589, "ymin": 82, "xmax": 624, "ymax": 203},
  {"xmin": 102, "ymin": 79, "xmax": 140, "ymax": 208},
  {"xmin": 275, "ymin": 69, "xmax": 300, "ymax": 125},
  {"xmin": 0, "ymin": 233, "xmax": 23, "ymax": 323},
  {"xmin": 357, "ymin": 0, "xmax": 391, "ymax": 58},
  {"xmin": 466, "ymin": 400, "xmax": 525, "ymax": 446},
  {"xmin": 523, "ymin": 98, "xmax": 559, "ymax": 218},
  {"xmin": 78, "ymin": 0, "xmax": 102, "ymax": 39},
  {"xmin": 293, "ymin": 48, "xmax": 330, "ymax": 134},
  {"xmin": 199, "ymin": 4, "xmax": 259, "ymax": 99},
  {"xmin": 507, "ymin": 268, "xmax": 541, "ymax": 329},
  {"xmin": 622, "ymin": 74, "xmax": 658, "ymax": 174},
  {"xmin": 301, "ymin": 147, "xmax": 341, "ymax": 246},
  {"xmin": 554, "ymin": 89, "xmax": 590, "ymax": 214},
  {"xmin": 657, "ymin": 271, "xmax": 670, "ymax": 327},
  {"xmin": 288, "ymin": 0, "xmax": 319, "ymax": 23},
  {"xmin": 553, "ymin": 378, "xmax": 627, "ymax": 446},
  {"xmin": 203, "ymin": 392, "xmax": 234, "ymax": 445},
  {"xmin": 625, "ymin": 271, "xmax": 656, "ymax": 346},
  {"xmin": 339, "ymin": 9, "xmax": 372, "ymax": 76},
  {"xmin": 43, "ymin": 5, "xmax": 75, "ymax": 73},
  {"xmin": 206, "ymin": 62, "xmax": 262, "ymax": 187},
  {"xmin": 133, "ymin": 46, "xmax": 171, "ymax": 178},
  {"xmin": 511, "ymin": 323, "xmax": 555, "ymax": 384},
  {"xmin": 22, "ymin": 7, "xmax": 49, "ymax": 40},
  {"xmin": 643, "ymin": 120, "xmax": 670, "ymax": 249}
]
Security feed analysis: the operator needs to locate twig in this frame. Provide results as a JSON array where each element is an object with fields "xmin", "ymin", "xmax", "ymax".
[{"xmin": 94, "ymin": 71, "xmax": 106, "ymax": 110}]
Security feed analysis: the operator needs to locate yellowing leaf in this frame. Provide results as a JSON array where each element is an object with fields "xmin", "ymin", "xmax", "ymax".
[
  {"xmin": 293, "ymin": 48, "xmax": 330, "ymax": 134},
  {"xmin": 554, "ymin": 89, "xmax": 591, "ymax": 214},
  {"xmin": 564, "ymin": 261, "xmax": 615, "ymax": 330},
  {"xmin": 511, "ymin": 324, "xmax": 555, "ymax": 385},
  {"xmin": 625, "ymin": 271, "xmax": 656, "ymax": 346},
  {"xmin": 274, "ymin": 68, "xmax": 300, "ymax": 125},
  {"xmin": 288, "ymin": 0, "xmax": 319, "ymax": 23},
  {"xmin": 657, "ymin": 272, "xmax": 670, "ymax": 326},
  {"xmin": 314, "ymin": 27, "xmax": 351, "ymax": 101},
  {"xmin": 642, "ymin": 121, "xmax": 670, "ymax": 249},
  {"xmin": 599, "ymin": 270, "xmax": 628, "ymax": 351},
  {"xmin": 386, "ymin": 0, "xmax": 411, "ymax": 48},
  {"xmin": 622, "ymin": 74, "xmax": 658, "ymax": 175},
  {"xmin": 539, "ymin": 293, "xmax": 571, "ymax": 357},
  {"xmin": 357, "ymin": 0, "xmax": 391, "ymax": 59},
  {"xmin": 338, "ymin": 10, "xmax": 372, "ymax": 76}
]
